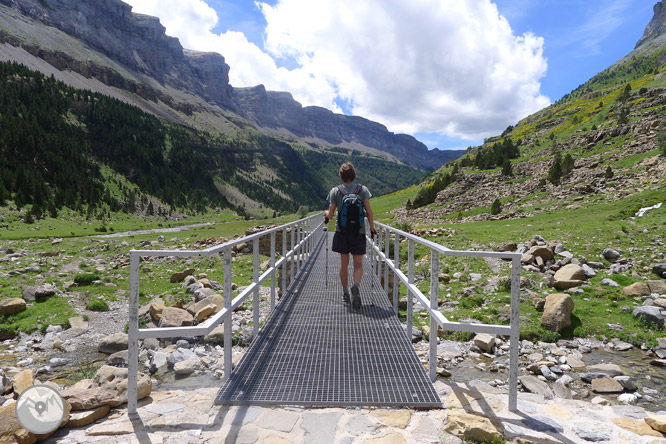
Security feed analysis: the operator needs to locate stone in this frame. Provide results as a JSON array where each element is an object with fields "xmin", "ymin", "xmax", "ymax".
[
  {"xmin": 633, "ymin": 306, "xmax": 664, "ymax": 327},
  {"xmin": 645, "ymin": 415, "xmax": 666, "ymax": 433},
  {"xmin": 648, "ymin": 280, "xmax": 666, "ymax": 295},
  {"xmin": 543, "ymin": 404, "xmax": 572, "ymax": 420},
  {"xmin": 615, "ymin": 375, "xmax": 637, "ymax": 391},
  {"xmin": 588, "ymin": 363, "xmax": 623, "ymax": 376},
  {"xmin": 521, "ymin": 415, "xmax": 564, "ymax": 433},
  {"xmin": 256, "ymin": 410, "xmax": 299, "ymax": 433},
  {"xmin": 92, "ymin": 365, "xmax": 151, "ymax": 406},
  {"xmin": 159, "ymin": 307, "xmax": 193, "ymax": 328},
  {"xmin": 363, "ymin": 433, "xmax": 406, "ymax": 444},
  {"xmin": 530, "ymin": 245, "xmax": 553, "ymax": 261},
  {"xmin": 66, "ymin": 404, "xmax": 111, "ymax": 427},
  {"xmin": 574, "ymin": 426, "xmax": 612, "ymax": 442},
  {"xmin": 0, "ymin": 298, "xmax": 26, "ymax": 315},
  {"xmin": 12, "ymin": 369, "xmax": 34, "ymax": 395},
  {"xmin": 554, "ymin": 263, "xmax": 586, "ymax": 281},
  {"xmin": 541, "ymin": 293, "xmax": 574, "ymax": 332},
  {"xmin": 98, "ymin": 332, "xmax": 128, "ymax": 354},
  {"xmin": 61, "ymin": 380, "xmax": 117, "ymax": 410},
  {"xmin": 611, "ymin": 417, "xmax": 664, "ymax": 437},
  {"xmin": 149, "ymin": 302, "xmax": 166, "ymax": 321},
  {"xmin": 373, "ymin": 410, "xmax": 411, "ymax": 429},
  {"xmin": 170, "ymin": 268, "xmax": 195, "ymax": 283},
  {"xmin": 552, "ymin": 380, "xmax": 573, "ymax": 399},
  {"xmin": 566, "ymin": 354, "xmax": 586, "ymax": 369},
  {"xmin": 591, "ymin": 396, "xmax": 609, "ymax": 405},
  {"xmin": 107, "ymin": 350, "xmax": 128, "ymax": 366},
  {"xmin": 602, "ymin": 248, "xmax": 621, "ymax": 262},
  {"xmin": 205, "ymin": 325, "xmax": 225, "ymax": 344},
  {"xmin": 623, "ymin": 282, "xmax": 651, "ymax": 296},
  {"xmin": 142, "ymin": 338, "xmax": 159, "ymax": 351},
  {"xmin": 194, "ymin": 287, "xmax": 217, "ymax": 302},
  {"xmin": 302, "ymin": 412, "xmax": 343, "ymax": 444},
  {"xmin": 149, "ymin": 351, "xmax": 168, "ymax": 375},
  {"xmin": 174, "ymin": 359, "xmax": 199, "ymax": 376},
  {"xmin": 654, "ymin": 298, "xmax": 666, "ymax": 309},
  {"xmin": 0, "ymin": 402, "xmax": 36, "ymax": 444},
  {"xmin": 444, "ymin": 409, "xmax": 503, "ymax": 443},
  {"xmin": 194, "ymin": 304, "xmax": 216, "ymax": 322},
  {"xmin": 591, "ymin": 376, "xmax": 624, "ymax": 393},
  {"xmin": 581, "ymin": 372, "xmax": 607, "ymax": 383},
  {"xmin": 473, "ymin": 333, "xmax": 495, "ymax": 353},
  {"xmin": 613, "ymin": 340, "xmax": 633, "ymax": 351},
  {"xmin": 652, "ymin": 263, "xmax": 666, "ymax": 277},
  {"xmin": 68, "ymin": 316, "xmax": 88, "ymax": 329},
  {"xmin": 167, "ymin": 348, "xmax": 198, "ymax": 368},
  {"xmin": 618, "ymin": 393, "xmax": 639, "ymax": 404},
  {"xmin": 519, "ymin": 375, "xmax": 553, "ymax": 399},
  {"xmin": 601, "ymin": 278, "xmax": 619, "ymax": 287},
  {"xmin": 49, "ymin": 357, "xmax": 68, "ymax": 367},
  {"xmin": 87, "ymin": 419, "xmax": 136, "ymax": 435}
]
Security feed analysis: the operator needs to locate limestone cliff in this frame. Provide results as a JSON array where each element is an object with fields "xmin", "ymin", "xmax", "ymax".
[{"xmin": 636, "ymin": 1, "xmax": 666, "ymax": 48}]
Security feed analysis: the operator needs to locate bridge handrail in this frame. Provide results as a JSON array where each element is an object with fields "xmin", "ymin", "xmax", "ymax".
[
  {"xmin": 368, "ymin": 220, "xmax": 521, "ymax": 412},
  {"xmin": 127, "ymin": 213, "xmax": 323, "ymax": 416}
]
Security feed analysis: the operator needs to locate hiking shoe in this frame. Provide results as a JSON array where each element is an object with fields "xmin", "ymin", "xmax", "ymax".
[
  {"xmin": 342, "ymin": 291, "xmax": 350, "ymax": 303},
  {"xmin": 351, "ymin": 283, "xmax": 361, "ymax": 309}
]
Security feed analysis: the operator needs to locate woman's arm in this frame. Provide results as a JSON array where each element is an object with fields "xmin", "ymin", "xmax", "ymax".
[
  {"xmin": 324, "ymin": 203, "xmax": 336, "ymax": 220},
  {"xmin": 363, "ymin": 199, "xmax": 374, "ymax": 232}
]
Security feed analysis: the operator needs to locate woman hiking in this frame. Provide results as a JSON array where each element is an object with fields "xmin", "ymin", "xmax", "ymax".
[{"xmin": 323, "ymin": 162, "xmax": 376, "ymax": 309}]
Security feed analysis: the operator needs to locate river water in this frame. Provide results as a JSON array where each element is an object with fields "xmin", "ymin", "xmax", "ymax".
[{"xmin": 91, "ymin": 222, "xmax": 215, "ymax": 239}]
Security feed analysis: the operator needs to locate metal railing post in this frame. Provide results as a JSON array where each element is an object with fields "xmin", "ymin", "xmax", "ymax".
[
  {"xmin": 429, "ymin": 249, "xmax": 439, "ymax": 382},
  {"xmin": 127, "ymin": 251, "xmax": 140, "ymax": 416},
  {"xmin": 393, "ymin": 233, "xmax": 400, "ymax": 314},
  {"xmin": 223, "ymin": 247, "xmax": 232, "ymax": 382},
  {"xmin": 509, "ymin": 256, "xmax": 521, "ymax": 411},
  {"xmin": 290, "ymin": 226, "xmax": 295, "ymax": 288},
  {"xmin": 383, "ymin": 227, "xmax": 389, "ymax": 296},
  {"xmin": 282, "ymin": 227, "xmax": 287, "ymax": 294},
  {"xmin": 407, "ymin": 239, "xmax": 414, "ymax": 342},
  {"xmin": 253, "ymin": 237, "xmax": 259, "ymax": 339},
  {"xmin": 270, "ymin": 231, "xmax": 276, "ymax": 311},
  {"xmin": 377, "ymin": 228, "xmax": 383, "ymax": 286}
]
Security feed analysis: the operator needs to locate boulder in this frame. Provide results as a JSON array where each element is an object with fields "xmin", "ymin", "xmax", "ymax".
[
  {"xmin": 170, "ymin": 268, "xmax": 195, "ymax": 283},
  {"xmin": 61, "ymin": 380, "xmax": 117, "ymax": 410},
  {"xmin": 167, "ymin": 348, "xmax": 198, "ymax": 368},
  {"xmin": 205, "ymin": 325, "xmax": 225, "ymax": 344},
  {"xmin": 648, "ymin": 280, "xmax": 666, "ymax": 295},
  {"xmin": 633, "ymin": 306, "xmax": 664, "ymax": 327},
  {"xmin": 541, "ymin": 293, "xmax": 574, "ymax": 332},
  {"xmin": 149, "ymin": 302, "xmax": 166, "ymax": 321},
  {"xmin": 194, "ymin": 304, "xmax": 216, "ymax": 322},
  {"xmin": 0, "ymin": 298, "xmax": 26, "ymax": 316},
  {"xmin": 602, "ymin": 248, "xmax": 621, "ymax": 262},
  {"xmin": 652, "ymin": 263, "xmax": 666, "ymax": 278},
  {"xmin": 654, "ymin": 299, "xmax": 666, "ymax": 309},
  {"xmin": 645, "ymin": 415, "xmax": 666, "ymax": 433},
  {"xmin": 588, "ymin": 363, "xmax": 623, "ymax": 376},
  {"xmin": 519, "ymin": 375, "xmax": 554, "ymax": 399},
  {"xmin": 611, "ymin": 417, "xmax": 664, "ymax": 437},
  {"xmin": 566, "ymin": 354, "xmax": 586, "ymax": 369},
  {"xmin": 443, "ymin": 409, "xmax": 504, "ymax": 443},
  {"xmin": 601, "ymin": 278, "xmax": 619, "ymax": 287},
  {"xmin": 68, "ymin": 316, "xmax": 88, "ymax": 329},
  {"xmin": 553, "ymin": 264, "xmax": 586, "ymax": 289},
  {"xmin": 174, "ymin": 359, "xmax": 200, "ymax": 376},
  {"xmin": 92, "ymin": 365, "xmax": 151, "ymax": 407},
  {"xmin": 187, "ymin": 296, "xmax": 222, "ymax": 316},
  {"xmin": 530, "ymin": 246, "xmax": 554, "ymax": 261},
  {"xmin": 159, "ymin": 307, "xmax": 193, "ymax": 328},
  {"xmin": 22, "ymin": 284, "xmax": 58, "ymax": 302},
  {"xmin": 623, "ymin": 282, "xmax": 651, "ymax": 296},
  {"xmin": 194, "ymin": 287, "xmax": 217, "ymax": 302},
  {"xmin": 591, "ymin": 376, "xmax": 624, "ymax": 393},
  {"xmin": 66, "ymin": 404, "xmax": 111, "ymax": 427},
  {"xmin": 473, "ymin": 333, "xmax": 495, "ymax": 353},
  {"xmin": 12, "ymin": 369, "xmax": 35, "ymax": 395},
  {"xmin": 98, "ymin": 332, "xmax": 128, "ymax": 354}
]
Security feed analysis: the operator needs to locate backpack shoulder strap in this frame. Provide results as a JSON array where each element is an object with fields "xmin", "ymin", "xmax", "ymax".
[
  {"xmin": 353, "ymin": 184, "xmax": 363, "ymax": 195},
  {"xmin": 338, "ymin": 184, "xmax": 349, "ymax": 196}
]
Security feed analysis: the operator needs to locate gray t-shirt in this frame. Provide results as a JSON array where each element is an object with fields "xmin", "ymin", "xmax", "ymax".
[{"xmin": 327, "ymin": 183, "xmax": 372, "ymax": 233}]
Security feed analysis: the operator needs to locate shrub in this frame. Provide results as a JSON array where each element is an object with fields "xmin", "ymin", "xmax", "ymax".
[
  {"xmin": 604, "ymin": 165, "xmax": 614, "ymax": 179},
  {"xmin": 490, "ymin": 198, "xmax": 501, "ymax": 215},
  {"xmin": 74, "ymin": 273, "xmax": 99, "ymax": 286},
  {"xmin": 86, "ymin": 298, "xmax": 110, "ymax": 312}
]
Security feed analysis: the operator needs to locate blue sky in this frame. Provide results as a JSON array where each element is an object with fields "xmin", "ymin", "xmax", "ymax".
[{"xmin": 126, "ymin": 0, "xmax": 656, "ymax": 151}]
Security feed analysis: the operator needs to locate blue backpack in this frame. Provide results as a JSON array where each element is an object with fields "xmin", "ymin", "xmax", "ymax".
[{"xmin": 338, "ymin": 184, "xmax": 365, "ymax": 233}]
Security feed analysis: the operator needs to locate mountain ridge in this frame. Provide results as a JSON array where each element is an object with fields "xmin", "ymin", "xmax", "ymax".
[{"xmin": 0, "ymin": 0, "xmax": 461, "ymax": 171}]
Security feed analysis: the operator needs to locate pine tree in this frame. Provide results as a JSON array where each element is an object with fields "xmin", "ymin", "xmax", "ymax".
[
  {"xmin": 501, "ymin": 158, "xmax": 512, "ymax": 176},
  {"xmin": 490, "ymin": 198, "xmax": 501, "ymax": 215},
  {"xmin": 548, "ymin": 152, "xmax": 563, "ymax": 185},
  {"xmin": 562, "ymin": 154, "xmax": 574, "ymax": 177},
  {"xmin": 604, "ymin": 165, "xmax": 614, "ymax": 179}
]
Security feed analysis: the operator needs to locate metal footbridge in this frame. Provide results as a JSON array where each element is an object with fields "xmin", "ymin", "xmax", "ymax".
[{"xmin": 127, "ymin": 215, "xmax": 522, "ymax": 414}]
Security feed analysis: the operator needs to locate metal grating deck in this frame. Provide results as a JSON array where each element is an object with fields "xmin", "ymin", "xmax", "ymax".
[{"xmin": 214, "ymin": 232, "xmax": 442, "ymax": 408}]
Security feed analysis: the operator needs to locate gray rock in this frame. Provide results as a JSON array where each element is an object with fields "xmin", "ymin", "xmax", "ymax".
[
  {"xmin": 581, "ymin": 264, "xmax": 597, "ymax": 278},
  {"xmin": 167, "ymin": 347, "xmax": 198, "ymax": 368},
  {"xmin": 539, "ymin": 365, "xmax": 557, "ymax": 381},
  {"xmin": 552, "ymin": 380, "xmax": 573, "ymax": 399},
  {"xmin": 614, "ymin": 375, "xmax": 637, "ymax": 391},
  {"xmin": 601, "ymin": 278, "xmax": 619, "ymax": 287},
  {"xmin": 519, "ymin": 375, "xmax": 553, "ymax": 399},
  {"xmin": 473, "ymin": 333, "xmax": 495, "ymax": 353},
  {"xmin": 175, "ymin": 339, "xmax": 190, "ymax": 349},
  {"xmin": 150, "ymin": 351, "xmax": 168, "ymax": 375},
  {"xmin": 613, "ymin": 341, "xmax": 632, "ymax": 351},
  {"xmin": 49, "ymin": 357, "xmax": 68, "ymax": 367},
  {"xmin": 610, "ymin": 404, "xmax": 646, "ymax": 419},
  {"xmin": 588, "ymin": 363, "xmax": 623, "ymax": 376},
  {"xmin": 174, "ymin": 359, "xmax": 199, "ymax": 376},
  {"xmin": 302, "ymin": 412, "xmax": 343, "ymax": 444},
  {"xmin": 581, "ymin": 372, "xmax": 607, "ymax": 383},
  {"xmin": 142, "ymin": 338, "xmax": 160, "ymax": 351},
  {"xmin": 186, "ymin": 283, "xmax": 203, "ymax": 294},
  {"xmin": 574, "ymin": 426, "xmax": 611, "ymax": 442},
  {"xmin": 587, "ymin": 261, "xmax": 605, "ymax": 269},
  {"xmin": 194, "ymin": 287, "xmax": 217, "ymax": 302},
  {"xmin": 617, "ymin": 393, "xmax": 638, "ymax": 404},
  {"xmin": 632, "ymin": 306, "xmax": 664, "ymax": 327},
  {"xmin": 652, "ymin": 263, "xmax": 666, "ymax": 277},
  {"xmin": 98, "ymin": 332, "xmax": 128, "ymax": 354},
  {"xmin": 602, "ymin": 248, "xmax": 621, "ymax": 262},
  {"xmin": 521, "ymin": 415, "xmax": 563, "ymax": 433}
]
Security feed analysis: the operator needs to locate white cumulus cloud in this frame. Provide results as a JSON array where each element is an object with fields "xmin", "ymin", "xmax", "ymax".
[{"xmin": 125, "ymin": 0, "xmax": 550, "ymax": 141}]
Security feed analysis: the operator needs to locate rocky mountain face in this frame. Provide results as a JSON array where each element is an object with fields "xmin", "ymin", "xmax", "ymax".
[
  {"xmin": 636, "ymin": 0, "xmax": 666, "ymax": 48},
  {"xmin": 234, "ymin": 85, "xmax": 460, "ymax": 171},
  {"xmin": 0, "ymin": 0, "xmax": 459, "ymax": 171}
]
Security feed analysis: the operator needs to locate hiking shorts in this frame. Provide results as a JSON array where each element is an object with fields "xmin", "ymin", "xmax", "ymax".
[{"xmin": 331, "ymin": 231, "xmax": 366, "ymax": 255}]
